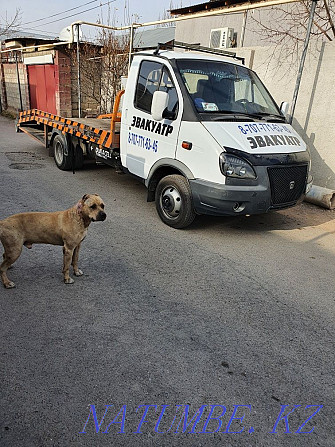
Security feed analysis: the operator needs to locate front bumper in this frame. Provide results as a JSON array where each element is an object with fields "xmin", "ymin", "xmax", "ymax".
[{"xmin": 190, "ymin": 163, "xmax": 310, "ymax": 217}]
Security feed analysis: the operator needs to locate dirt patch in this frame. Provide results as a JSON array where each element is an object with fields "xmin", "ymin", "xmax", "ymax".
[
  {"xmin": 5, "ymin": 151, "xmax": 44, "ymax": 162},
  {"xmin": 9, "ymin": 163, "xmax": 44, "ymax": 170},
  {"xmin": 6, "ymin": 152, "xmax": 45, "ymax": 170},
  {"xmin": 281, "ymin": 201, "xmax": 335, "ymax": 228}
]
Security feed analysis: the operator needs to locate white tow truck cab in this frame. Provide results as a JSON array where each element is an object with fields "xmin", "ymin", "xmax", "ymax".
[
  {"xmin": 113, "ymin": 42, "xmax": 312, "ymax": 228},
  {"xmin": 18, "ymin": 42, "xmax": 312, "ymax": 229}
]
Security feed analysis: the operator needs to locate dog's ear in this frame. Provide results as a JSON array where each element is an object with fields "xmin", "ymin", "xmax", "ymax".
[{"xmin": 82, "ymin": 194, "xmax": 89, "ymax": 202}]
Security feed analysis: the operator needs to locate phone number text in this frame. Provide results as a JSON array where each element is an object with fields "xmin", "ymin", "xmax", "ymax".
[{"xmin": 128, "ymin": 132, "xmax": 158, "ymax": 152}]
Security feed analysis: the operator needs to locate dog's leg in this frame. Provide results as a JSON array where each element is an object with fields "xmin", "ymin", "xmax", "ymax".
[
  {"xmin": 1, "ymin": 244, "xmax": 22, "ymax": 289},
  {"xmin": 63, "ymin": 244, "xmax": 75, "ymax": 284},
  {"xmin": 2, "ymin": 253, "xmax": 12, "ymax": 268},
  {"xmin": 72, "ymin": 243, "xmax": 83, "ymax": 277}
]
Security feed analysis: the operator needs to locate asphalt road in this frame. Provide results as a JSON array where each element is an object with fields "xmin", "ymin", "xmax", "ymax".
[{"xmin": 0, "ymin": 115, "xmax": 334, "ymax": 447}]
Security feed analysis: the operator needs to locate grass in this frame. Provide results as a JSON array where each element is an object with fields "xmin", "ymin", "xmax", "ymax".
[{"xmin": 1, "ymin": 109, "xmax": 18, "ymax": 120}]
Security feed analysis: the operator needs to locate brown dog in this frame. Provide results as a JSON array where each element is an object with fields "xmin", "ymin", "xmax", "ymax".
[{"xmin": 0, "ymin": 194, "xmax": 106, "ymax": 288}]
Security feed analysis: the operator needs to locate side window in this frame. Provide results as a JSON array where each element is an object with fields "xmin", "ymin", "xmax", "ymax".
[
  {"xmin": 159, "ymin": 67, "xmax": 179, "ymax": 116},
  {"xmin": 253, "ymin": 84, "xmax": 270, "ymax": 109},
  {"xmin": 135, "ymin": 61, "xmax": 162, "ymax": 113},
  {"xmin": 135, "ymin": 61, "xmax": 179, "ymax": 117}
]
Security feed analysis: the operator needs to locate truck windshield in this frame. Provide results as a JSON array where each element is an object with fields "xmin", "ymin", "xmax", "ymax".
[{"xmin": 177, "ymin": 59, "xmax": 282, "ymax": 118}]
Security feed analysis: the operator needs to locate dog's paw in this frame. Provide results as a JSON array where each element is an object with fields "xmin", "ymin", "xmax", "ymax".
[
  {"xmin": 74, "ymin": 269, "xmax": 83, "ymax": 277},
  {"xmin": 64, "ymin": 277, "xmax": 75, "ymax": 284},
  {"xmin": 4, "ymin": 281, "xmax": 16, "ymax": 289}
]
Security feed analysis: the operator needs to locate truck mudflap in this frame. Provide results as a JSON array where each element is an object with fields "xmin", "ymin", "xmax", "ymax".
[
  {"xmin": 190, "ymin": 163, "xmax": 309, "ymax": 216},
  {"xmin": 95, "ymin": 146, "xmax": 122, "ymax": 171}
]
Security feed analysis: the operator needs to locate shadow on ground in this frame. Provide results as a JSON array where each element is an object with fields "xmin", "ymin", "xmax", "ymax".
[{"xmin": 190, "ymin": 202, "xmax": 335, "ymax": 233}]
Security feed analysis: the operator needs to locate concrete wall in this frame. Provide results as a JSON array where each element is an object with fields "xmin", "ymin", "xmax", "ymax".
[
  {"xmin": 0, "ymin": 62, "xmax": 30, "ymax": 112},
  {"xmin": 175, "ymin": 7, "xmax": 335, "ymax": 189},
  {"xmin": 235, "ymin": 41, "xmax": 335, "ymax": 190},
  {"xmin": 174, "ymin": 6, "xmax": 292, "ymax": 48}
]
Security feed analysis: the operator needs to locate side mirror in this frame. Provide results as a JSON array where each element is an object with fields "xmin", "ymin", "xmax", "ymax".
[
  {"xmin": 151, "ymin": 91, "xmax": 169, "ymax": 121},
  {"xmin": 280, "ymin": 101, "xmax": 289, "ymax": 117}
]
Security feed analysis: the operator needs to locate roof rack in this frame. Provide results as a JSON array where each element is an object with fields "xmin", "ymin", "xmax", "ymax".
[{"xmin": 153, "ymin": 40, "xmax": 245, "ymax": 64}]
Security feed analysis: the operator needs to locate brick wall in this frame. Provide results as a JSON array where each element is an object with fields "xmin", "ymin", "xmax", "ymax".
[
  {"xmin": 55, "ymin": 50, "xmax": 72, "ymax": 117},
  {"xmin": 69, "ymin": 47, "xmax": 101, "ymax": 117},
  {"xmin": 1, "ymin": 46, "xmax": 101, "ymax": 118}
]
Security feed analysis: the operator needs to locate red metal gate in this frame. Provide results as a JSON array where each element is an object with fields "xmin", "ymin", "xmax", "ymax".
[{"xmin": 28, "ymin": 65, "xmax": 57, "ymax": 114}]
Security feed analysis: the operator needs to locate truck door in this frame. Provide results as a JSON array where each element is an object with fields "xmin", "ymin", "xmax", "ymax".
[{"xmin": 122, "ymin": 59, "xmax": 181, "ymax": 179}]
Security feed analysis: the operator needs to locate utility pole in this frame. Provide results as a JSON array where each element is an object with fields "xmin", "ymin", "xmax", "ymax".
[
  {"xmin": 76, "ymin": 24, "xmax": 82, "ymax": 118},
  {"xmin": 15, "ymin": 51, "xmax": 23, "ymax": 111},
  {"xmin": 128, "ymin": 24, "xmax": 135, "ymax": 74},
  {"xmin": 289, "ymin": 0, "xmax": 319, "ymax": 123}
]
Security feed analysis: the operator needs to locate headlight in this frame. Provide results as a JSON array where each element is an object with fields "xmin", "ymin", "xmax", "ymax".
[{"xmin": 219, "ymin": 153, "xmax": 256, "ymax": 179}]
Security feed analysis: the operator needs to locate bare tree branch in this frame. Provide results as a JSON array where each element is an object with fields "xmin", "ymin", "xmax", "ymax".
[
  {"xmin": 0, "ymin": 8, "xmax": 21, "ymax": 39},
  {"xmin": 248, "ymin": 1, "xmax": 334, "ymax": 77},
  {"xmin": 249, "ymin": 1, "xmax": 335, "ymax": 45},
  {"xmin": 76, "ymin": 4, "xmax": 130, "ymax": 116},
  {"xmin": 324, "ymin": 0, "xmax": 335, "ymax": 38}
]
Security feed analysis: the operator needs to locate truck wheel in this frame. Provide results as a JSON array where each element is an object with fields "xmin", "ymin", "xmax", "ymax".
[
  {"xmin": 155, "ymin": 174, "xmax": 196, "ymax": 229},
  {"xmin": 53, "ymin": 134, "xmax": 72, "ymax": 170}
]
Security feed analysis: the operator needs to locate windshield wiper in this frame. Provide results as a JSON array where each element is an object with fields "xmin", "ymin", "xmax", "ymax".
[
  {"xmin": 209, "ymin": 111, "xmax": 260, "ymax": 121},
  {"xmin": 252, "ymin": 112, "xmax": 285, "ymax": 121},
  {"xmin": 209, "ymin": 111, "xmax": 285, "ymax": 122}
]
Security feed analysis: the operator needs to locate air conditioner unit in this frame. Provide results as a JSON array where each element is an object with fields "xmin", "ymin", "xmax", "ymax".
[{"xmin": 209, "ymin": 28, "xmax": 234, "ymax": 49}]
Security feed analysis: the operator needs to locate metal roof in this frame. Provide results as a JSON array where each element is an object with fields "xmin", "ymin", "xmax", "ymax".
[
  {"xmin": 133, "ymin": 26, "xmax": 175, "ymax": 49},
  {"xmin": 0, "ymin": 28, "xmax": 58, "ymax": 42}
]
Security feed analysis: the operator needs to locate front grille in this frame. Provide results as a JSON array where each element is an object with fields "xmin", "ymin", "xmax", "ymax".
[{"xmin": 268, "ymin": 164, "xmax": 308, "ymax": 207}]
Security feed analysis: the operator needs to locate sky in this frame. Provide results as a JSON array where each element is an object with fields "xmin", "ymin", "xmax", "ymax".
[{"xmin": 1, "ymin": 0, "xmax": 194, "ymax": 39}]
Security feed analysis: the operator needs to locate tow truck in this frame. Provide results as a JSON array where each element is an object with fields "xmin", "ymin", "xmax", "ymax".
[{"xmin": 17, "ymin": 42, "xmax": 312, "ymax": 228}]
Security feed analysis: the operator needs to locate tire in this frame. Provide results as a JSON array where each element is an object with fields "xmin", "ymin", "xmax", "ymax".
[
  {"xmin": 53, "ymin": 134, "xmax": 72, "ymax": 170},
  {"xmin": 155, "ymin": 174, "xmax": 196, "ymax": 229},
  {"xmin": 53, "ymin": 135, "xmax": 84, "ymax": 171}
]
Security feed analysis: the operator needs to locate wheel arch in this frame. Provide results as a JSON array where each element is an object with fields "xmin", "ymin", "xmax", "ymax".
[{"xmin": 146, "ymin": 159, "xmax": 195, "ymax": 202}]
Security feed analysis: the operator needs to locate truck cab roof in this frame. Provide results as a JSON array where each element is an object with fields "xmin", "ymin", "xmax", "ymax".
[{"xmin": 135, "ymin": 49, "xmax": 244, "ymax": 67}]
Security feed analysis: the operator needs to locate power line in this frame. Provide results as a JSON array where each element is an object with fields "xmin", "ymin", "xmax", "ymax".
[
  {"xmin": 5, "ymin": 27, "xmax": 59, "ymax": 37},
  {"xmin": 21, "ymin": 0, "xmax": 99, "ymax": 26},
  {"xmin": 23, "ymin": 1, "xmax": 116, "ymax": 29}
]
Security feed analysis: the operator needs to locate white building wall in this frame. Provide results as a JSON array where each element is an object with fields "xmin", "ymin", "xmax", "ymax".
[
  {"xmin": 175, "ymin": 11, "xmax": 335, "ymax": 189},
  {"xmin": 174, "ymin": 6, "xmax": 293, "ymax": 48},
  {"xmin": 236, "ymin": 41, "xmax": 335, "ymax": 190}
]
